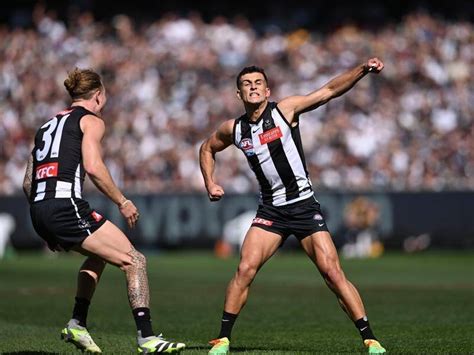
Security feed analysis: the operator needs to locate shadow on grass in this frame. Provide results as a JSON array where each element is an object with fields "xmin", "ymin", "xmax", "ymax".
[
  {"xmin": 230, "ymin": 346, "xmax": 283, "ymax": 352},
  {"xmin": 183, "ymin": 345, "xmax": 299, "ymax": 353}
]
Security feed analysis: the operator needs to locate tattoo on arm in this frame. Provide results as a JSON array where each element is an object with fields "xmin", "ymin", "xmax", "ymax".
[
  {"xmin": 125, "ymin": 246, "xmax": 150, "ymax": 309},
  {"xmin": 23, "ymin": 156, "xmax": 33, "ymax": 201}
]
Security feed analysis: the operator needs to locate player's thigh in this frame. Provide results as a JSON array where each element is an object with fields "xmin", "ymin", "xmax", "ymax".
[
  {"xmin": 240, "ymin": 226, "xmax": 282, "ymax": 269},
  {"xmin": 300, "ymin": 231, "xmax": 341, "ymax": 272},
  {"xmin": 74, "ymin": 220, "xmax": 134, "ymax": 267}
]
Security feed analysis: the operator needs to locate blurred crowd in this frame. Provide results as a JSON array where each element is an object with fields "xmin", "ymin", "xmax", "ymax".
[{"xmin": 1, "ymin": 6, "xmax": 473, "ymax": 195}]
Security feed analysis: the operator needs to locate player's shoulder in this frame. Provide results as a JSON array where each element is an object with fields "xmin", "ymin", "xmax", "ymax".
[
  {"xmin": 218, "ymin": 118, "xmax": 236, "ymax": 134},
  {"xmin": 80, "ymin": 113, "xmax": 105, "ymax": 134}
]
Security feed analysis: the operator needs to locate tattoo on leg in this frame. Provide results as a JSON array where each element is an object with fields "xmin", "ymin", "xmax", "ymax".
[{"xmin": 125, "ymin": 247, "xmax": 150, "ymax": 309}]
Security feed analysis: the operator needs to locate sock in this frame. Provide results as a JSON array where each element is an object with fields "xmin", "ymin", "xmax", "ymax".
[
  {"xmin": 217, "ymin": 311, "xmax": 238, "ymax": 339},
  {"xmin": 72, "ymin": 297, "xmax": 90, "ymax": 327},
  {"xmin": 354, "ymin": 316, "xmax": 377, "ymax": 341},
  {"xmin": 133, "ymin": 307, "xmax": 154, "ymax": 338}
]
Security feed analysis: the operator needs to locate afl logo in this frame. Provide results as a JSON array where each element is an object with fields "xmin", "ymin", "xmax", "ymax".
[{"xmin": 240, "ymin": 138, "xmax": 255, "ymax": 156}]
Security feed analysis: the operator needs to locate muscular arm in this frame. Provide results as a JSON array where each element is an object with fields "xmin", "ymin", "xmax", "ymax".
[
  {"xmin": 81, "ymin": 115, "xmax": 139, "ymax": 227},
  {"xmin": 81, "ymin": 115, "xmax": 124, "ymax": 204},
  {"xmin": 278, "ymin": 57, "xmax": 384, "ymax": 124},
  {"xmin": 199, "ymin": 119, "xmax": 234, "ymax": 200},
  {"xmin": 22, "ymin": 154, "xmax": 33, "ymax": 201}
]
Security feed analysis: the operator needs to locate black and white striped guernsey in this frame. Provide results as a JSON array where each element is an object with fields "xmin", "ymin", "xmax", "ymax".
[
  {"xmin": 30, "ymin": 106, "xmax": 94, "ymax": 203},
  {"xmin": 233, "ymin": 101, "xmax": 313, "ymax": 206}
]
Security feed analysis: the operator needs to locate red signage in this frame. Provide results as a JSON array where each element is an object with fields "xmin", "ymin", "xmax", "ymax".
[
  {"xmin": 259, "ymin": 127, "xmax": 282, "ymax": 145},
  {"xmin": 35, "ymin": 162, "xmax": 58, "ymax": 180},
  {"xmin": 252, "ymin": 217, "xmax": 274, "ymax": 226}
]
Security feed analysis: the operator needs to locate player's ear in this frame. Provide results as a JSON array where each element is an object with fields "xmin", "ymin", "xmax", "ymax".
[
  {"xmin": 265, "ymin": 87, "xmax": 271, "ymax": 98},
  {"xmin": 93, "ymin": 90, "xmax": 100, "ymax": 105},
  {"xmin": 236, "ymin": 89, "xmax": 242, "ymax": 100}
]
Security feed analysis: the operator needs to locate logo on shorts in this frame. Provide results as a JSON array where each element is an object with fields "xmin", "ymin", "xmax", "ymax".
[
  {"xmin": 91, "ymin": 211, "xmax": 103, "ymax": 222},
  {"xmin": 252, "ymin": 217, "xmax": 273, "ymax": 226},
  {"xmin": 35, "ymin": 162, "xmax": 58, "ymax": 180},
  {"xmin": 240, "ymin": 138, "xmax": 255, "ymax": 156},
  {"xmin": 313, "ymin": 214, "xmax": 323, "ymax": 221},
  {"xmin": 78, "ymin": 219, "xmax": 91, "ymax": 229}
]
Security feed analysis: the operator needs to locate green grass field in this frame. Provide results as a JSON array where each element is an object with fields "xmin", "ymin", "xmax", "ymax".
[{"xmin": 0, "ymin": 251, "xmax": 473, "ymax": 354}]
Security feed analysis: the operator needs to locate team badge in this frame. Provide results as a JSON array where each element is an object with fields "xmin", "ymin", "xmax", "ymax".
[
  {"xmin": 78, "ymin": 218, "xmax": 91, "ymax": 229},
  {"xmin": 263, "ymin": 119, "xmax": 272, "ymax": 129},
  {"xmin": 240, "ymin": 138, "xmax": 255, "ymax": 156}
]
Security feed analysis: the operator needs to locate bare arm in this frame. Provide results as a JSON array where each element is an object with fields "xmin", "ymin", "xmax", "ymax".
[
  {"xmin": 22, "ymin": 154, "xmax": 33, "ymax": 202},
  {"xmin": 278, "ymin": 57, "xmax": 384, "ymax": 124},
  {"xmin": 199, "ymin": 119, "xmax": 234, "ymax": 201},
  {"xmin": 81, "ymin": 115, "xmax": 139, "ymax": 228}
]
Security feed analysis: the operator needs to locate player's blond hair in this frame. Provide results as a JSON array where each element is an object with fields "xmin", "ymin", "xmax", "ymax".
[{"xmin": 64, "ymin": 68, "xmax": 102, "ymax": 100}]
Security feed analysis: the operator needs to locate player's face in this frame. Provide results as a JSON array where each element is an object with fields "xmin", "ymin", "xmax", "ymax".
[{"xmin": 237, "ymin": 72, "xmax": 270, "ymax": 105}]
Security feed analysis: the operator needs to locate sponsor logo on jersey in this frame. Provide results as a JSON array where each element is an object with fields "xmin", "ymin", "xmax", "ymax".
[
  {"xmin": 252, "ymin": 217, "xmax": 273, "ymax": 226},
  {"xmin": 259, "ymin": 126, "xmax": 282, "ymax": 145},
  {"xmin": 91, "ymin": 211, "xmax": 103, "ymax": 222},
  {"xmin": 35, "ymin": 162, "xmax": 58, "ymax": 180},
  {"xmin": 240, "ymin": 138, "xmax": 255, "ymax": 156}
]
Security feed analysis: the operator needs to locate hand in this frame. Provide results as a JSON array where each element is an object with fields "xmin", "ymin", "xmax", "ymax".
[
  {"xmin": 365, "ymin": 57, "xmax": 384, "ymax": 73},
  {"xmin": 118, "ymin": 199, "xmax": 140, "ymax": 228},
  {"xmin": 207, "ymin": 183, "xmax": 225, "ymax": 202}
]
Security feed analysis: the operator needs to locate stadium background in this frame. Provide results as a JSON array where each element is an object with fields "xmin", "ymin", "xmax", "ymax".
[{"xmin": 0, "ymin": 1, "xmax": 473, "ymax": 354}]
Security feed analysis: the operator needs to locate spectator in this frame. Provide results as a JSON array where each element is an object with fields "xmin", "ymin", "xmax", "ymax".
[{"xmin": 0, "ymin": 9, "xmax": 473, "ymax": 195}]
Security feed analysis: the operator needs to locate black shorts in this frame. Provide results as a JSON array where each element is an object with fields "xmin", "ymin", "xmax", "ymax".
[
  {"xmin": 30, "ymin": 198, "xmax": 107, "ymax": 251},
  {"xmin": 251, "ymin": 196, "xmax": 329, "ymax": 241}
]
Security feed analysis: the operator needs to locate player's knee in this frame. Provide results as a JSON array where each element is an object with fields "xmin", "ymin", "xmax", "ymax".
[
  {"xmin": 325, "ymin": 267, "xmax": 346, "ymax": 287},
  {"xmin": 134, "ymin": 250, "xmax": 147, "ymax": 269},
  {"xmin": 237, "ymin": 262, "xmax": 258, "ymax": 281},
  {"xmin": 119, "ymin": 249, "xmax": 147, "ymax": 271}
]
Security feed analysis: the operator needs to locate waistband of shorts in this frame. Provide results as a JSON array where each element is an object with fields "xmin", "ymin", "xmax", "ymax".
[{"xmin": 262, "ymin": 195, "xmax": 318, "ymax": 209}]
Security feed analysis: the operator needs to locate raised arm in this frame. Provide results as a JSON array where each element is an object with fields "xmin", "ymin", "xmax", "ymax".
[
  {"xmin": 22, "ymin": 154, "xmax": 33, "ymax": 202},
  {"xmin": 278, "ymin": 57, "xmax": 384, "ymax": 124},
  {"xmin": 80, "ymin": 114, "xmax": 139, "ymax": 228},
  {"xmin": 199, "ymin": 119, "xmax": 234, "ymax": 201}
]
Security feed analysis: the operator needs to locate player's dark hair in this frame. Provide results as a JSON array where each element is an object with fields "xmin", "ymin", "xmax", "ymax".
[
  {"xmin": 236, "ymin": 66, "xmax": 268, "ymax": 89},
  {"xmin": 64, "ymin": 68, "xmax": 103, "ymax": 100}
]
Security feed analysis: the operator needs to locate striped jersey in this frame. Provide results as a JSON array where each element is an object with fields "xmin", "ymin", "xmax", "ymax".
[
  {"xmin": 30, "ymin": 106, "xmax": 94, "ymax": 203},
  {"xmin": 233, "ymin": 101, "xmax": 313, "ymax": 206}
]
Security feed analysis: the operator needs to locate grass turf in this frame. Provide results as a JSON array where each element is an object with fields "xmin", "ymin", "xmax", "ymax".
[{"xmin": 0, "ymin": 251, "xmax": 473, "ymax": 354}]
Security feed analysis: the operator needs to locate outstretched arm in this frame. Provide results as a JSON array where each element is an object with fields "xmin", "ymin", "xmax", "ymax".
[
  {"xmin": 81, "ymin": 115, "xmax": 139, "ymax": 228},
  {"xmin": 278, "ymin": 57, "xmax": 384, "ymax": 124},
  {"xmin": 22, "ymin": 154, "xmax": 33, "ymax": 202},
  {"xmin": 199, "ymin": 119, "xmax": 234, "ymax": 201}
]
